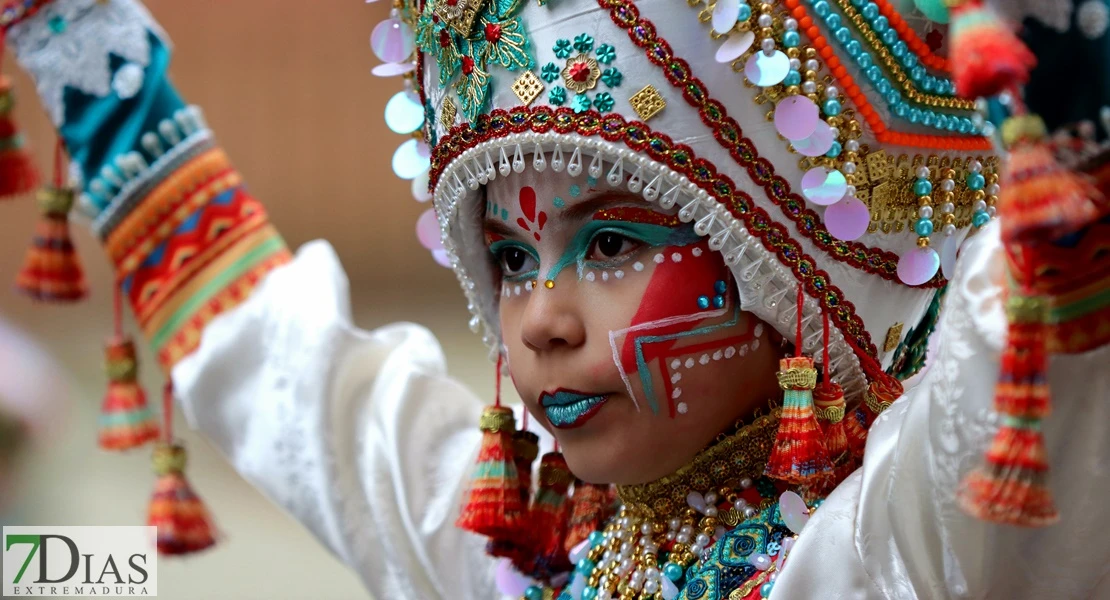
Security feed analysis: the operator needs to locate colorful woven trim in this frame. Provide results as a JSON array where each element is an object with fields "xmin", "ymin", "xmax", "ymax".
[
  {"xmin": 0, "ymin": 0, "xmax": 53, "ymax": 30},
  {"xmin": 107, "ymin": 146, "xmax": 290, "ymax": 370},
  {"xmin": 596, "ymin": 0, "xmax": 945, "ymax": 287},
  {"xmin": 429, "ymin": 106, "xmax": 878, "ymax": 357}
]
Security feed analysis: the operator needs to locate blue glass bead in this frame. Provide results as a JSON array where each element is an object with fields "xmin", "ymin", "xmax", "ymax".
[
  {"xmin": 835, "ymin": 26, "xmax": 851, "ymax": 44},
  {"xmin": 973, "ymin": 211, "xmax": 990, "ymax": 227},
  {"xmin": 577, "ymin": 558, "xmax": 596, "ymax": 574},
  {"xmin": 893, "ymin": 40, "xmax": 909, "ymax": 60},
  {"xmin": 823, "ymin": 99, "xmax": 842, "ymax": 116},
  {"xmin": 826, "ymin": 13, "xmax": 841, "ymax": 29},
  {"xmin": 967, "ymin": 172, "xmax": 986, "ymax": 191},
  {"xmin": 894, "ymin": 103, "xmax": 909, "ymax": 118},
  {"xmin": 857, "ymin": 52, "xmax": 874, "ymax": 69},
  {"xmin": 914, "ymin": 179, "xmax": 933, "ymax": 196},
  {"xmin": 826, "ymin": 140, "xmax": 842, "ymax": 158},
  {"xmin": 957, "ymin": 119, "xmax": 970, "ymax": 134},
  {"xmin": 664, "ymin": 563, "xmax": 684, "ymax": 582},
  {"xmin": 876, "ymin": 79, "xmax": 891, "ymax": 95},
  {"xmin": 947, "ymin": 117, "xmax": 959, "ymax": 132},
  {"xmin": 866, "ymin": 65, "xmax": 882, "ymax": 82},
  {"xmin": 910, "ymin": 65, "xmax": 926, "ymax": 82},
  {"xmin": 784, "ymin": 70, "xmax": 802, "ymax": 86},
  {"xmin": 813, "ymin": 0, "xmax": 830, "ymax": 17},
  {"xmin": 862, "ymin": 3, "xmax": 879, "ymax": 19},
  {"xmin": 761, "ymin": 581, "xmax": 776, "ymax": 598},
  {"xmin": 908, "ymin": 108, "xmax": 922, "ymax": 124},
  {"xmin": 885, "ymin": 90, "xmax": 901, "ymax": 107},
  {"xmin": 873, "ymin": 15, "xmax": 889, "ymax": 31},
  {"xmin": 914, "ymin": 219, "xmax": 934, "ymax": 237},
  {"xmin": 525, "ymin": 586, "xmax": 544, "ymax": 600},
  {"xmin": 881, "ymin": 28, "xmax": 897, "ymax": 45},
  {"xmin": 846, "ymin": 39, "xmax": 862, "ymax": 56},
  {"xmin": 697, "ymin": 295, "xmax": 711, "ymax": 310},
  {"xmin": 923, "ymin": 76, "xmax": 936, "ymax": 93},
  {"xmin": 713, "ymin": 295, "xmax": 725, "ymax": 309},
  {"xmin": 583, "ymin": 587, "xmax": 599, "ymax": 600},
  {"xmin": 850, "ymin": 0, "xmax": 866, "ymax": 7},
  {"xmin": 715, "ymin": 280, "xmax": 727, "ymax": 294},
  {"xmin": 588, "ymin": 531, "xmax": 605, "ymax": 547},
  {"xmin": 737, "ymin": 4, "xmax": 752, "ymax": 21},
  {"xmin": 783, "ymin": 31, "xmax": 800, "ymax": 47},
  {"xmin": 936, "ymin": 114, "xmax": 949, "ymax": 130},
  {"xmin": 922, "ymin": 111, "xmax": 936, "ymax": 127},
  {"xmin": 963, "ymin": 117, "xmax": 975, "ymax": 133}
]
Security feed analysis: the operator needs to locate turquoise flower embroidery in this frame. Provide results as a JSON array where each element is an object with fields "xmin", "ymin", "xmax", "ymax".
[
  {"xmin": 540, "ymin": 62, "xmax": 560, "ymax": 83},
  {"xmin": 596, "ymin": 43, "xmax": 616, "ymax": 64},
  {"xmin": 600, "ymin": 67, "xmax": 623, "ymax": 88},
  {"xmin": 572, "ymin": 93, "xmax": 592, "ymax": 114},
  {"xmin": 553, "ymin": 39, "xmax": 573, "ymax": 59},
  {"xmin": 549, "ymin": 86, "xmax": 567, "ymax": 106},
  {"xmin": 573, "ymin": 33, "xmax": 594, "ymax": 53},
  {"xmin": 593, "ymin": 92, "xmax": 615, "ymax": 112}
]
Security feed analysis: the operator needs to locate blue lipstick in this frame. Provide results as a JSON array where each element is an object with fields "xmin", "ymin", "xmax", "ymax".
[{"xmin": 540, "ymin": 390, "xmax": 610, "ymax": 429}]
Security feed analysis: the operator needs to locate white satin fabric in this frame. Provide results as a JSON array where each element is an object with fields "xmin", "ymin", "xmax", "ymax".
[{"xmin": 172, "ymin": 221, "xmax": 1110, "ymax": 600}]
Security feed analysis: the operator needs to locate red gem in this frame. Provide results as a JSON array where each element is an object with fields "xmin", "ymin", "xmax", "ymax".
[
  {"xmin": 569, "ymin": 61, "xmax": 591, "ymax": 82},
  {"xmin": 485, "ymin": 23, "xmax": 501, "ymax": 43},
  {"xmin": 446, "ymin": 0, "xmax": 459, "ymax": 6},
  {"xmin": 439, "ymin": 29, "xmax": 451, "ymax": 48},
  {"xmin": 461, "ymin": 55, "xmax": 475, "ymax": 75}
]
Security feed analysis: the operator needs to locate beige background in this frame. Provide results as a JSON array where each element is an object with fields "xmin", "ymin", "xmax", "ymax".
[{"xmin": 0, "ymin": 1, "xmax": 506, "ymax": 597}]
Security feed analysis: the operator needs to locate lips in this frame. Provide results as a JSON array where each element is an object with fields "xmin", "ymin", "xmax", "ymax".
[{"xmin": 539, "ymin": 389, "xmax": 610, "ymax": 429}]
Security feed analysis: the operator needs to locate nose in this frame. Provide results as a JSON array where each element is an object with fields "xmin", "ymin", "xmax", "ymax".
[{"xmin": 520, "ymin": 280, "xmax": 587, "ymax": 352}]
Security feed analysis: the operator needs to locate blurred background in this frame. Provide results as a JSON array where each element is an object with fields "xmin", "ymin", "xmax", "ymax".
[{"xmin": 0, "ymin": 1, "xmax": 509, "ymax": 597}]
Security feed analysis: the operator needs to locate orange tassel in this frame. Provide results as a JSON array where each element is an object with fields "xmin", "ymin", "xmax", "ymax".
[
  {"xmin": 959, "ymin": 289, "xmax": 1059, "ymax": 527},
  {"xmin": 999, "ymin": 115, "xmax": 1104, "ymax": 243},
  {"xmin": 948, "ymin": 0, "xmax": 1036, "ymax": 99},
  {"xmin": 814, "ymin": 383, "xmax": 848, "ymax": 462},
  {"xmin": 0, "ymin": 75, "xmax": 39, "ymax": 198},
  {"xmin": 529, "ymin": 452, "xmax": 572, "ymax": 572},
  {"xmin": 456, "ymin": 405, "xmax": 524, "ymax": 538},
  {"xmin": 15, "ymin": 185, "xmax": 87, "ymax": 302},
  {"xmin": 765, "ymin": 355, "xmax": 832, "ymax": 484},
  {"xmin": 563, "ymin": 481, "xmax": 614, "ymax": 554},
  {"xmin": 147, "ymin": 442, "xmax": 217, "ymax": 555},
  {"xmin": 98, "ymin": 337, "xmax": 159, "ymax": 451}
]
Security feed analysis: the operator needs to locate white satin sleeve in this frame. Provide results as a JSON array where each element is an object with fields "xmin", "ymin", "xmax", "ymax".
[
  {"xmin": 774, "ymin": 221, "xmax": 1110, "ymax": 600},
  {"xmin": 170, "ymin": 240, "xmax": 501, "ymax": 600}
]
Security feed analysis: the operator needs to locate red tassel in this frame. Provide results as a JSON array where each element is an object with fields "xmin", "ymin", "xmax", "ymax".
[
  {"xmin": 529, "ymin": 452, "xmax": 573, "ymax": 572},
  {"xmin": 814, "ymin": 383, "xmax": 848, "ymax": 462},
  {"xmin": 148, "ymin": 442, "xmax": 217, "ymax": 554},
  {"xmin": 98, "ymin": 337, "xmax": 159, "ymax": 450},
  {"xmin": 564, "ymin": 481, "xmax": 614, "ymax": 554},
  {"xmin": 485, "ymin": 428, "xmax": 540, "ymax": 562},
  {"xmin": 959, "ymin": 291, "xmax": 1059, "ymax": 527},
  {"xmin": 843, "ymin": 405, "xmax": 870, "ymax": 459},
  {"xmin": 948, "ymin": 0, "xmax": 1036, "ymax": 99},
  {"xmin": 512, "ymin": 429, "xmax": 539, "ymax": 505},
  {"xmin": 999, "ymin": 115, "xmax": 1104, "ymax": 243},
  {"xmin": 15, "ymin": 185, "xmax": 87, "ymax": 302},
  {"xmin": 0, "ymin": 75, "xmax": 39, "ymax": 198},
  {"xmin": 766, "ymin": 356, "xmax": 832, "ymax": 484},
  {"xmin": 456, "ymin": 405, "xmax": 524, "ymax": 538}
]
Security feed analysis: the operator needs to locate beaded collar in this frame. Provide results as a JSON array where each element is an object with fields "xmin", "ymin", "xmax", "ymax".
[{"xmin": 616, "ymin": 409, "xmax": 781, "ymax": 520}]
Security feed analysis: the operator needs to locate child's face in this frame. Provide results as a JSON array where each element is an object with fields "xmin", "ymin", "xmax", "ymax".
[{"xmin": 485, "ymin": 165, "xmax": 783, "ymax": 485}]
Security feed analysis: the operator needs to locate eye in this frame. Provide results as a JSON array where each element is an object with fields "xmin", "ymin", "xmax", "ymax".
[
  {"xmin": 588, "ymin": 232, "xmax": 641, "ymax": 261},
  {"xmin": 497, "ymin": 246, "xmax": 538, "ymax": 277}
]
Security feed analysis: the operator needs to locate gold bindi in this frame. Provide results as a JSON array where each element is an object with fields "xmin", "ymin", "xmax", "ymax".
[{"xmin": 544, "ymin": 279, "xmax": 555, "ymax": 289}]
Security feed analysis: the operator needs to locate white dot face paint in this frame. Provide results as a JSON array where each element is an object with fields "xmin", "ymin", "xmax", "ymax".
[
  {"xmin": 671, "ymin": 252, "xmax": 683, "ymax": 263},
  {"xmin": 670, "ymin": 359, "xmax": 681, "ymax": 370},
  {"xmin": 654, "ymin": 253, "xmax": 665, "ymax": 264},
  {"xmin": 755, "ymin": 323, "xmax": 764, "ymax": 338},
  {"xmin": 685, "ymin": 358, "xmax": 695, "ymax": 368},
  {"xmin": 724, "ymin": 346, "xmax": 736, "ymax": 359},
  {"xmin": 699, "ymin": 354, "xmax": 710, "ymax": 365},
  {"xmin": 712, "ymin": 350, "xmax": 722, "ymax": 361},
  {"xmin": 677, "ymin": 402, "xmax": 689, "ymax": 414},
  {"xmin": 514, "ymin": 285, "xmax": 522, "ymax": 296},
  {"xmin": 586, "ymin": 271, "xmax": 596, "ymax": 282},
  {"xmin": 692, "ymin": 247, "xmax": 703, "ymax": 257},
  {"xmin": 615, "ymin": 270, "xmax": 625, "ymax": 280},
  {"xmin": 633, "ymin": 262, "xmax": 645, "ymax": 272}
]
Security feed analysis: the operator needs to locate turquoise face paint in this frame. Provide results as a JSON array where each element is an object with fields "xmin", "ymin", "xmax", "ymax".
[
  {"xmin": 489, "ymin": 239, "xmax": 540, "ymax": 283},
  {"xmin": 541, "ymin": 220, "xmax": 699, "ymax": 281}
]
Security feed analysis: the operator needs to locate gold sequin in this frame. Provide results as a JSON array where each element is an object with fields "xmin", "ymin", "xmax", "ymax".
[
  {"xmin": 629, "ymin": 85, "xmax": 666, "ymax": 122},
  {"xmin": 511, "ymin": 70, "xmax": 544, "ymax": 106},
  {"xmin": 884, "ymin": 322, "xmax": 904, "ymax": 352},
  {"xmin": 561, "ymin": 54, "xmax": 601, "ymax": 94}
]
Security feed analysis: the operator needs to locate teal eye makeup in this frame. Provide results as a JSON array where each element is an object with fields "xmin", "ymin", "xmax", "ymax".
[{"xmin": 489, "ymin": 240, "xmax": 540, "ymax": 282}]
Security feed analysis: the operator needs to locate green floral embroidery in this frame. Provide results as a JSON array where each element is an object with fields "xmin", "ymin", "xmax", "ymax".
[
  {"xmin": 572, "ymin": 93, "xmax": 592, "ymax": 114},
  {"xmin": 476, "ymin": 16, "xmax": 533, "ymax": 72},
  {"xmin": 573, "ymin": 33, "xmax": 594, "ymax": 53},
  {"xmin": 553, "ymin": 39, "xmax": 573, "ymax": 59},
  {"xmin": 540, "ymin": 62, "xmax": 560, "ymax": 83},
  {"xmin": 596, "ymin": 43, "xmax": 616, "ymax": 64},
  {"xmin": 593, "ymin": 92, "xmax": 615, "ymax": 112},
  {"xmin": 600, "ymin": 67, "xmax": 623, "ymax": 88},
  {"xmin": 549, "ymin": 86, "xmax": 567, "ymax": 106}
]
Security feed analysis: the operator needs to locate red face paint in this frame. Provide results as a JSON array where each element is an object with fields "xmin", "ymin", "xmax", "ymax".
[{"xmin": 515, "ymin": 186, "xmax": 547, "ymax": 242}]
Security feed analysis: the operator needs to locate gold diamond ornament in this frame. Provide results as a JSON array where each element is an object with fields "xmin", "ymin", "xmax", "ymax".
[
  {"xmin": 512, "ymin": 71, "xmax": 544, "ymax": 106},
  {"xmin": 441, "ymin": 97, "xmax": 458, "ymax": 128},
  {"xmin": 629, "ymin": 85, "xmax": 666, "ymax": 121},
  {"xmin": 434, "ymin": 0, "xmax": 488, "ymax": 37}
]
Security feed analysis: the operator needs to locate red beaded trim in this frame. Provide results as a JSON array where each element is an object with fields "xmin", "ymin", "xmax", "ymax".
[
  {"xmin": 597, "ymin": 0, "xmax": 946, "ymax": 288},
  {"xmin": 428, "ymin": 106, "xmax": 879, "ymax": 357}
]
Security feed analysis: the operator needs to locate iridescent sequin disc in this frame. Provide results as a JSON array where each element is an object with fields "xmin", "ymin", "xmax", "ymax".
[
  {"xmin": 801, "ymin": 167, "xmax": 848, "ymax": 206},
  {"xmin": 711, "ymin": 0, "xmax": 740, "ymax": 34},
  {"xmin": 716, "ymin": 31, "xmax": 756, "ymax": 63},
  {"xmin": 792, "ymin": 122, "xmax": 836, "ymax": 157},
  {"xmin": 384, "ymin": 90, "xmax": 424, "ymax": 134},
  {"xmin": 411, "ymin": 168, "xmax": 432, "ymax": 202},
  {"xmin": 775, "ymin": 96, "xmax": 820, "ymax": 141},
  {"xmin": 744, "ymin": 50, "xmax": 790, "ymax": 87},
  {"xmin": 371, "ymin": 17, "xmax": 415, "ymax": 64},
  {"xmin": 392, "ymin": 139, "xmax": 430, "ymax": 179},
  {"xmin": 372, "ymin": 62, "xmax": 416, "ymax": 77},
  {"xmin": 898, "ymin": 246, "xmax": 941, "ymax": 285},
  {"xmin": 940, "ymin": 229, "xmax": 967, "ymax": 279},
  {"xmin": 824, "ymin": 195, "xmax": 870, "ymax": 241},
  {"xmin": 416, "ymin": 207, "xmax": 442, "ymax": 250}
]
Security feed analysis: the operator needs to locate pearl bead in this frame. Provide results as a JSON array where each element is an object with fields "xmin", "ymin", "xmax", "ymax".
[
  {"xmin": 689, "ymin": 543, "xmax": 703, "ymax": 555},
  {"xmin": 941, "ymin": 179, "xmax": 955, "ymax": 192},
  {"xmin": 644, "ymin": 580, "xmax": 660, "ymax": 594},
  {"xmin": 640, "ymin": 523, "xmax": 652, "ymax": 535},
  {"xmin": 696, "ymin": 533, "xmax": 711, "ymax": 547},
  {"xmin": 943, "ymin": 223, "xmax": 956, "ymax": 236},
  {"xmin": 668, "ymin": 518, "xmax": 681, "ymax": 531},
  {"xmin": 680, "ymin": 525, "xmax": 693, "ymax": 536},
  {"xmin": 973, "ymin": 200, "xmax": 987, "ymax": 212},
  {"xmin": 942, "ymin": 202, "xmax": 955, "ymax": 213},
  {"xmin": 704, "ymin": 492, "xmax": 718, "ymax": 504},
  {"xmin": 630, "ymin": 571, "xmax": 643, "ymax": 585},
  {"xmin": 843, "ymin": 162, "xmax": 857, "ymax": 174},
  {"xmin": 919, "ymin": 206, "xmax": 933, "ymax": 219},
  {"xmin": 734, "ymin": 499, "xmax": 748, "ymax": 511},
  {"xmin": 845, "ymin": 185, "xmax": 857, "ymax": 197},
  {"xmin": 645, "ymin": 567, "xmax": 660, "ymax": 580},
  {"xmin": 826, "ymin": 86, "xmax": 839, "ymax": 98},
  {"xmin": 805, "ymin": 59, "xmax": 819, "ymax": 72},
  {"xmin": 916, "ymin": 166, "xmax": 930, "ymax": 179},
  {"xmin": 676, "ymin": 533, "xmax": 690, "ymax": 544},
  {"xmin": 987, "ymin": 184, "xmax": 1000, "ymax": 195},
  {"xmin": 802, "ymin": 81, "xmax": 817, "ymax": 94},
  {"xmin": 987, "ymin": 206, "xmax": 997, "ymax": 217},
  {"xmin": 845, "ymin": 140, "xmax": 859, "ymax": 152},
  {"xmin": 970, "ymin": 160, "xmax": 982, "ymax": 172},
  {"xmin": 620, "ymin": 558, "xmax": 632, "ymax": 572},
  {"xmin": 744, "ymin": 506, "xmax": 757, "ymax": 518},
  {"xmin": 758, "ymin": 13, "xmax": 772, "ymax": 27},
  {"xmin": 666, "ymin": 532, "xmax": 676, "ymax": 541},
  {"xmin": 740, "ymin": 478, "xmax": 753, "ymax": 489},
  {"xmin": 761, "ymin": 38, "xmax": 776, "ymax": 55},
  {"xmin": 705, "ymin": 506, "xmax": 718, "ymax": 517},
  {"xmin": 784, "ymin": 17, "xmax": 798, "ymax": 30}
]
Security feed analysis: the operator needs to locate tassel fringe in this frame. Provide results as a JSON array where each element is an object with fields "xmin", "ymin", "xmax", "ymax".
[
  {"xmin": 529, "ymin": 452, "xmax": 572, "ymax": 573},
  {"xmin": 15, "ymin": 186, "xmax": 87, "ymax": 302},
  {"xmin": 765, "ymin": 356, "xmax": 832, "ymax": 484},
  {"xmin": 456, "ymin": 406, "xmax": 524, "ymax": 538},
  {"xmin": 98, "ymin": 337, "xmax": 159, "ymax": 450},
  {"xmin": 564, "ymin": 481, "xmax": 614, "ymax": 554},
  {"xmin": 0, "ymin": 76, "xmax": 39, "ymax": 198},
  {"xmin": 949, "ymin": 0, "xmax": 1036, "ymax": 99},
  {"xmin": 147, "ymin": 442, "xmax": 217, "ymax": 555}
]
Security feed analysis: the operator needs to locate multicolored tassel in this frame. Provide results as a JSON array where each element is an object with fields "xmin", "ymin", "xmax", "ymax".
[
  {"xmin": 842, "ymin": 405, "xmax": 870, "ymax": 459},
  {"xmin": 814, "ymin": 383, "xmax": 848, "ymax": 464},
  {"xmin": 98, "ymin": 337, "xmax": 159, "ymax": 450},
  {"xmin": 512, "ymin": 428, "xmax": 540, "ymax": 505},
  {"xmin": 529, "ymin": 452, "xmax": 573, "ymax": 572},
  {"xmin": 148, "ymin": 441, "xmax": 217, "ymax": 554},
  {"xmin": 563, "ymin": 481, "xmax": 614, "ymax": 554},
  {"xmin": 0, "ymin": 73, "xmax": 39, "ymax": 198},
  {"xmin": 455, "ymin": 405, "xmax": 524, "ymax": 538},
  {"xmin": 485, "ymin": 427, "xmax": 540, "ymax": 562},
  {"xmin": 958, "ymin": 287, "xmax": 1060, "ymax": 527},
  {"xmin": 948, "ymin": 0, "xmax": 1036, "ymax": 99},
  {"xmin": 999, "ymin": 115, "xmax": 1103, "ymax": 244},
  {"xmin": 14, "ymin": 184, "xmax": 87, "ymax": 302}
]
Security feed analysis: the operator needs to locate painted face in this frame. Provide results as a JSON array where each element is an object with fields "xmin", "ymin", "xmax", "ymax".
[{"xmin": 485, "ymin": 164, "xmax": 783, "ymax": 485}]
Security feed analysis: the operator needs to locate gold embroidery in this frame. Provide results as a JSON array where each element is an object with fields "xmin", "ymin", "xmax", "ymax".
[
  {"xmin": 434, "ymin": 0, "xmax": 488, "ymax": 36},
  {"xmin": 629, "ymin": 85, "xmax": 666, "ymax": 122}
]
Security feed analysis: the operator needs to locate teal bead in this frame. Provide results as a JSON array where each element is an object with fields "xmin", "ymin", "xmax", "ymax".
[
  {"xmin": 876, "ymin": 78, "xmax": 891, "ymax": 95},
  {"xmin": 922, "ymin": 111, "xmax": 936, "ymax": 127},
  {"xmin": 577, "ymin": 558, "xmax": 596, "ymax": 574},
  {"xmin": 713, "ymin": 295, "xmax": 725, "ymax": 309},
  {"xmin": 913, "ymin": 179, "xmax": 933, "ymax": 196},
  {"xmin": 885, "ymin": 90, "xmax": 901, "ymax": 107},
  {"xmin": 846, "ymin": 39, "xmax": 862, "ymax": 57},
  {"xmin": 583, "ymin": 587, "xmax": 598, "ymax": 600},
  {"xmin": 664, "ymin": 563, "xmax": 684, "ymax": 582},
  {"xmin": 525, "ymin": 586, "xmax": 544, "ymax": 600},
  {"xmin": 826, "ymin": 13, "xmax": 841, "ymax": 28},
  {"xmin": 857, "ymin": 52, "xmax": 874, "ymax": 69},
  {"xmin": 966, "ymin": 172, "xmax": 986, "ymax": 191},
  {"xmin": 894, "ymin": 103, "xmax": 908, "ymax": 118},
  {"xmin": 862, "ymin": 3, "xmax": 879, "ymax": 20},
  {"xmin": 784, "ymin": 70, "xmax": 802, "ymax": 86},
  {"xmin": 783, "ymin": 31, "xmax": 800, "ymax": 47},
  {"xmin": 908, "ymin": 108, "xmax": 921, "ymax": 124},
  {"xmin": 882, "ymin": 28, "xmax": 897, "ymax": 45},
  {"xmin": 936, "ymin": 115, "xmax": 948, "ymax": 130},
  {"xmin": 588, "ymin": 531, "xmax": 605, "ymax": 547},
  {"xmin": 737, "ymin": 4, "xmax": 752, "ymax": 20},
  {"xmin": 823, "ymin": 99, "xmax": 841, "ymax": 116},
  {"xmin": 826, "ymin": 141, "xmax": 842, "ymax": 158},
  {"xmin": 835, "ymin": 26, "xmax": 851, "ymax": 44},
  {"xmin": 873, "ymin": 15, "xmax": 889, "ymax": 31},
  {"xmin": 558, "ymin": 593, "xmax": 572, "ymax": 600},
  {"xmin": 697, "ymin": 295, "xmax": 711, "ymax": 310},
  {"xmin": 866, "ymin": 65, "xmax": 881, "ymax": 82},
  {"xmin": 715, "ymin": 280, "xmax": 728, "ymax": 294},
  {"xmin": 902, "ymin": 50, "xmax": 917, "ymax": 69},
  {"xmin": 813, "ymin": 1, "xmax": 831, "ymax": 17},
  {"xmin": 914, "ymin": 218, "xmax": 934, "ymax": 237},
  {"xmin": 973, "ymin": 211, "xmax": 990, "ymax": 227},
  {"xmin": 760, "ymin": 581, "xmax": 776, "ymax": 598}
]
